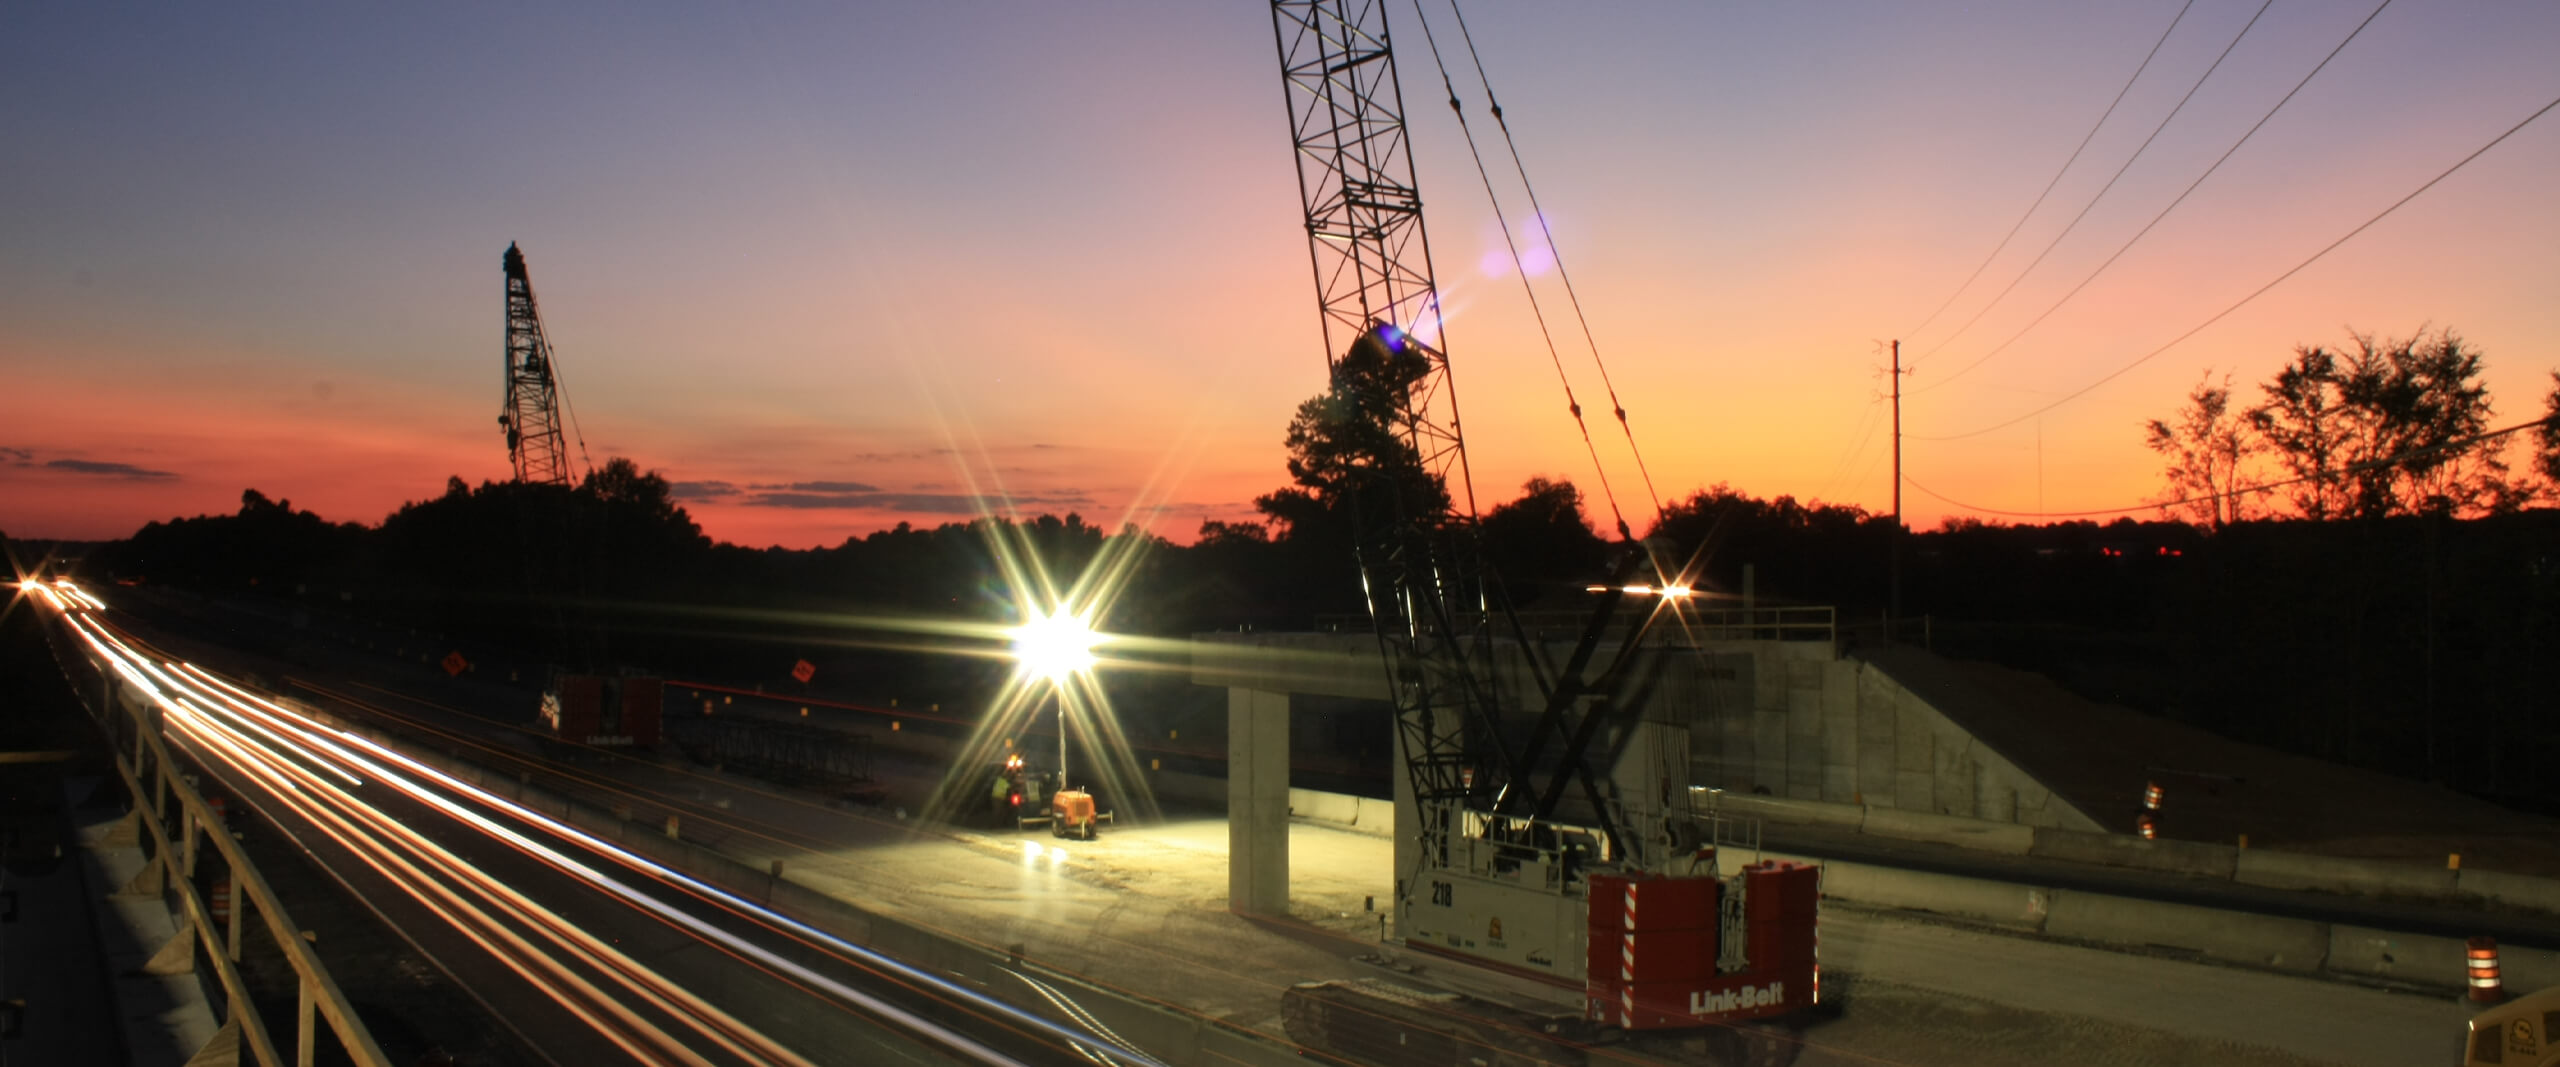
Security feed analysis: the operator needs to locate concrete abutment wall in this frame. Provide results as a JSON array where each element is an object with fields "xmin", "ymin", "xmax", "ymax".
[{"xmin": 1690, "ymin": 643, "xmax": 2095, "ymax": 831}]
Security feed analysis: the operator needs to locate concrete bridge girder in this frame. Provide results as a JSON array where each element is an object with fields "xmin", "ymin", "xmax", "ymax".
[{"xmin": 1192, "ymin": 631, "xmax": 2101, "ymax": 915}]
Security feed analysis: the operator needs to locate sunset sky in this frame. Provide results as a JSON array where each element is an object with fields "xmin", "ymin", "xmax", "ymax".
[{"xmin": 6, "ymin": 2, "xmax": 2555, "ymax": 548}]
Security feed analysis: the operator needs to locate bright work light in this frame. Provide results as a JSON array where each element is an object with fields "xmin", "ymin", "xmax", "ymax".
[{"xmin": 1011, "ymin": 608, "xmax": 1100, "ymax": 683}]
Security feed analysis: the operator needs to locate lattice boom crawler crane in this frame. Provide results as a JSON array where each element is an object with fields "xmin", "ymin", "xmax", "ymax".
[
  {"xmin": 500, "ymin": 242, "xmax": 573, "ymax": 488},
  {"xmin": 496, "ymin": 243, "xmax": 662, "ymax": 750},
  {"xmin": 1264, "ymin": 2, "xmax": 1822, "ymax": 1060}
]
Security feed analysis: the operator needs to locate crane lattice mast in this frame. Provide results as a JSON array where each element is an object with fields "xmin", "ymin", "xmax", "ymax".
[
  {"xmin": 1273, "ymin": 0, "xmax": 1677, "ymax": 874},
  {"xmin": 500, "ymin": 242, "xmax": 574, "ymax": 486},
  {"xmin": 1269, "ymin": 0, "xmax": 1523, "ymax": 867},
  {"xmin": 1270, "ymin": 1, "xmax": 1469, "ymax": 487}
]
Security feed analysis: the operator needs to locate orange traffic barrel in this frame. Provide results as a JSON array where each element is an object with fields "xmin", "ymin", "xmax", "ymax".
[
  {"xmin": 2136, "ymin": 813, "xmax": 2157, "ymax": 840},
  {"xmin": 207, "ymin": 795, "xmax": 228, "ymax": 827},
  {"xmin": 210, "ymin": 877, "xmax": 232, "ymax": 926},
  {"xmin": 2467, "ymin": 937, "xmax": 2502, "ymax": 1003},
  {"xmin": 2141, "ymin": 782, "xmax": 2163, "ymax": 811}
]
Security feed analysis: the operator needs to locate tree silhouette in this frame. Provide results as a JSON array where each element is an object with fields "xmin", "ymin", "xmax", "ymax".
[
  {"xmin": 1478, "ymin": 477, "xmax": 1606, "ymax": 605},
  {"xmin": 2144, "ymin": 370, "xmax": 2260, "ymax": 530},
  {"xmin": 2245, "ymin": 329, "xmax": 2520, "ymax": 520},
  {"xmin": 1254, "ymin": 328, "xmax": 1450, "ymax": 538}
]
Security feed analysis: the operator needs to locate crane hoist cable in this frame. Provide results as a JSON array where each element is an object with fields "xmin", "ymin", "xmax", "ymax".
[
  {"xmin": 1408, "ymin": 0, "xmax": 1633, "ymax": 540},
  {"xmin": 544, "ymin": 323, "xmax": 599, "ymax": 485},
  {"xmin": 1442, "ymin": 0, "xmax": 1668, "ymax": 527}
]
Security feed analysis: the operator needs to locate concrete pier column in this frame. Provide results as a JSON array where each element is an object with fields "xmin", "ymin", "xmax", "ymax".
[{"xmin": 1227, "ymin": 686, "xmax": 1289, "ymax": 917}]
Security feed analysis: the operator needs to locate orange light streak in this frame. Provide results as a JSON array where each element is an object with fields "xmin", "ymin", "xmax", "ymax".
[{"xmin": 75, "ymin": 616, "xmax": 814, "ymax": 1067}]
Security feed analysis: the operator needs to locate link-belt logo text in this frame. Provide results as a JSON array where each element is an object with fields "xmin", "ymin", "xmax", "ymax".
[{"xmin": 1689, "ymin": 982, "xmax": 1784, "ymax": 1015}]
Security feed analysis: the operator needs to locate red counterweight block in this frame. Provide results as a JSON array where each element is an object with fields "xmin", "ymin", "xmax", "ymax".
[
  {"xmin": 1585, "ymin": 873, "xmax": 1724, "ymax": 1008},
  {"xmin": 1742, "ymin": 861, "xmax": 1821, "ymax": 988}
]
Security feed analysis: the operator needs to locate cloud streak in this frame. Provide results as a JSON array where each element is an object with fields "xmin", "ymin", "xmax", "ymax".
[
  {"xmin": 745, "ymin": 480, "xmax": 882, "ymax": 493},
  {"xmin": 738, "ymin": 488, "xmax": 1096, "ymax": 513},
  {"xmin": 45, "ymin": 458, "xmax": 178, "ymax": 480},
  {"xmin": 668, "ymin": 479, "xmax": 742, "ymax": 500}
]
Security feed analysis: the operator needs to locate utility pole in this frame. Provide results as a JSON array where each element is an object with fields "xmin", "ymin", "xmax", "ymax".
[{"xmin": 1889, "ymin": 339, "xmax": 1904, "ymax": 640}]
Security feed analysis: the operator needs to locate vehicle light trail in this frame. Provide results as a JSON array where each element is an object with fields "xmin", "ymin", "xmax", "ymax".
[
  {"xmin": 173, "ymin": 665, "xmax": 1157, "ymax": 1065},
  {"xmin": 42, "ymin": 584, "xmax": 1159, "ymax": 1067},
  {"xmin": 73, "ymin": 613, "xmax": 801, "ymax": 1066}
]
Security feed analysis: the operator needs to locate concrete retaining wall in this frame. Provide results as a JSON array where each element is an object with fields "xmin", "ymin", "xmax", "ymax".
[
  {"xmin": 2027, "ymin": 827, "xmax": 2238, "ymax": 880},
  {"xmin": 1713, "ymin": 788, "xmax": 2560, "ymax": 924},
  {"xmin": 2042, "ymin": 891, "xmax": 2329, "ymax": 973},
  {"xmin": 1760, "ymin": 840, "xmax": 2556, "ymax": 994},
  {"xmin": 1859, "ymin": 805, "xmax": 2034, "ymax": 854},
  {"xmin": 1691, "ymin": 648, "xmax": 2098, "ymax": 832},
  {"xmin": 2235, "ymin": 847, "xmax": 2459, "ymax": 898},
  {"xmin": 2458, "ymin": 868, "xmax": 2560, "ymax": 918},
  {"xmin": 1807, "ymin": 859, "xmax": 2051, "ymax": 929}
]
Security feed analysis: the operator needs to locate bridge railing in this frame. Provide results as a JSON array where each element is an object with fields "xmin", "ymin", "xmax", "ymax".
[
  {"xmin": 43, "ymin": 612, "xmax": 392, "ymax": 1067},
  {"xmin": 1316, "ymin": 603, "xmax": 1838, "ymax": 650}
]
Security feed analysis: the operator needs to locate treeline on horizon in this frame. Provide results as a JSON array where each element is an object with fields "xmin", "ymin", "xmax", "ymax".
[
  {"xmin": 73, "ymin": 466, "xmax": 2560, "ymax": 816},
  {"xmin": 59, "ymin": 323, "xmax": 2560, "ymax": 814}
]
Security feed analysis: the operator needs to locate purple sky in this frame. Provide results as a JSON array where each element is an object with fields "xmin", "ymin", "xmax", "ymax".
[{"xmin": 6, "ymin": 2, "xmax": 2555, "ymax": 546}]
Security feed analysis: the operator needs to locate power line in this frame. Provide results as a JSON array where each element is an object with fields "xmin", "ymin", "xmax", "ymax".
[
  {"xmin": 1811, "ymin": 393, "xmax": 1889, "ymax": 506},
  {"xmin": 1913, "ymin": 0, "xmax": 2394, "ymax": 396},
  {"xmin": 1911, "ymin": 90, "xmax": 2560, "ymax": 443},
  {"xmin": 1910, "ymin": 0, "xmax": 2273, "ymax": 367},
  {"xmin": 1443, "ymin": 0, "xmax": 1667, "ymax": 522},
  {"xmin": 1903, "ymin": 0, "xmax": 2197, "ymax": 344},
  {"xmin": 1905, "ymin": 413, "xmax": 2553, "ymax": 520}
]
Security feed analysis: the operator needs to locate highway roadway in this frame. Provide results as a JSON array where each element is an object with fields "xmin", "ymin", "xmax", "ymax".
[{"xmin": 47, "ymin": 589, "xmax": 1156, "ymax": 1067}]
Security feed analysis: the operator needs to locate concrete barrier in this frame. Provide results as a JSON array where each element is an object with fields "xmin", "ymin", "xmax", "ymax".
[
  {"xmin": 1352, "ymin": 797, "xmax": 1396, "ymax": 838},
  {"xmin": 2324, "ymin": 925, "xmax": 2471, "ymax": 986},
  {"xmin": 2235, "ymin": 848, "xmax": 2459, "ymax": 899},
  {"xmin": 2457, "ymin": 868, "xmax": 2560, "ymax": 918},
  {"xmin": 1861, "ymin": 806, "xmax": 2034, "ymax": 855},
  {"xmin": 1803, "ymin": 858, "xmax": 2052, "ymax": 930},
  {"xmin": 1288, "ymin": 788, "xmax": 1359, "ymax": 827},
  {"xmin": 2504, "ymin": 944, "xmax": 2560, "ymax": 993},
  {"xmin": 1702, "ymin": 792, "xmax": 1867, "ymax": 833},
  {"xmin": 1273, "ymin": 789, "xmax": 1397, "ymax": 838},
  {"xmin": 2029, "ymin": 828, "xmax": 2237, "ymax": 880},
  {"xmin": 2322, "ymin": 930, "xmax": 2560, "ymax": 1001},
  {"xmin": 2043, "ymin": 890, "xmax": 2329, "ymax": 973}
]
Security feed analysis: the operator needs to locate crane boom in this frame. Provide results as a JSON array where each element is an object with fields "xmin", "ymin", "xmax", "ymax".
[
  {"xmin": 501, "ymin": 242, "xmax": 574, "ymax": 486},
  {"xmin": 1268, "ymin": 0, "xmax": 1523, "ymax": 874}
]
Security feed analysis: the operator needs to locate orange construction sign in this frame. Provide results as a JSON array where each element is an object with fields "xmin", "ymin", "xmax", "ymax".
[
  {"xmin": 441, "ymin": 651, "xmax": 469, "ymax": 677},
  {"xmin": 790, "ymin": 659, "xmax": 816, "ymax": 684}
]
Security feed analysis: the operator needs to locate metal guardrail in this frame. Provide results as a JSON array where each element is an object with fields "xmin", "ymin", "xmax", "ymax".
[{"xmin": 45, "ymin": 610, "xmax": 392, "ymax": 1067}]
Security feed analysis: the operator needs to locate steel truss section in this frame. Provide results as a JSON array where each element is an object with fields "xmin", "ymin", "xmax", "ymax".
[{"xmin": 1269, "ymin": 0, "xmax": 1467, "ymax": 490}]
